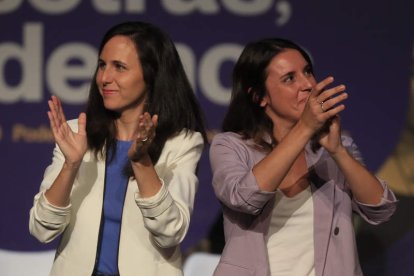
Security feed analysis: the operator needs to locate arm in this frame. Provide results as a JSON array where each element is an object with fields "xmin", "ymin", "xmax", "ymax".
[
  {"xmin": 134, "ymin": 131, "xmax": 204, "ymax": 248},
  {"xmin": 44, "ymin": 96, "xmax": 88, "ymax": 206},
  {"xmin": 340, "ymin": 135, "xmax": 397, "ymax": 223},
  {"xmin": 29, "ymin": 139, "xmax": 73, "ymax": 242},
  {"xmin": 312, "ymin": 107, "xmax": 396, "ymax": 225},
  {"xmin": 332, "ymin": 144, "xmax": 384, "ymax": 205},
  {"xmin": 253, "ymin": 76, "xmax": 347, "ymax": 192},
  {"xmin": 129, "ymin": 113, "xmax": 163, "ymax": 198},
  {"xmin": 320, "ymin": 116, "xmax": 389, "ymax": 205},
  {"xmin": 210, "ymin": 133, "xmax": 275, "ymax": 215},
  {"xmin": 29, "ymin": 96, "xmax": 87, "ymax": 242},
  {"xmin": 315, "ymin": 88, "xmax": 396, "ymax": 222},
  {"xmin": 252, "ymin": 121, "xmax": 314, "ymax": 192}
]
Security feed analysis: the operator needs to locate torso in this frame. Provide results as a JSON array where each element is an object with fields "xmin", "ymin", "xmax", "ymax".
[
  {"xmin": 267, "ymin": 185, "xmax": 315, "ymax": 276},
  {"xmin": 278, "ymin": 151, "xmax": 310, "ymax": 197}
]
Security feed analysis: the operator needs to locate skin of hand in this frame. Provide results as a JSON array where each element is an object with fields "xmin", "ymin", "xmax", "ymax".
[
  {"xmin": 300, "ymin": 76, "xmax": 347, "ymax": 136},
  {"xmin": 44, "ymin": 95, "xmax": 88, "ymax": 206},
  {"xmin": 47, "ymin": 95, "xmax": 88, "ymax": 167},
  {"xmin": 128, "ymin": 112, "xmax": 163, "ymax": 198},
  {"xmin": 318, "ymin": 115, "xmax": 343, "ymax": 154},
  {"xmin": 127, "ymin": 112, "xmax": 158, "ymax": 162},
  {"xmin": 309, "ymin": 80, "xmax": 384, "ymax": 204},
  {"xmin": 253, "ymin": 76, "xmax": 347, "ymax": 192}
]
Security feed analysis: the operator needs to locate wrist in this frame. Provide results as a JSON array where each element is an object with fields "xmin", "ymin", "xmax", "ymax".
[
  {"xmin": 294, "ymin": 120, "xmax": 315, "ymax": 140},
  {"xmin": 63, "ymin": 160, "xmax": 82, "ymax": 170},
  {"xmin": 330, "ymin": 146, "xmax": 348, "ymax": 160},
  {"xmin": 130, "ymin": 153, "xmax": 152, "ymax": 167}
]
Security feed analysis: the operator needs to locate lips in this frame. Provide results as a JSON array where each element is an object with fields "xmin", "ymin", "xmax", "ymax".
[
  {"xmin": 102, "ymin": 89, "xmax": 117, "ymax": 96},
  {"xmin": 298, "ymin": 97, "xmax": 309, "ymax": 104}
]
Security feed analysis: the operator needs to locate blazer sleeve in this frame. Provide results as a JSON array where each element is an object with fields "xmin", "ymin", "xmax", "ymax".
[
  {"xmin": 209, "ymin": 133, "xmax": 275, "ymax": 215},
  {"xmin": 134, "ymin": 130, "xmax": 204, "ymax": 248},
  {"xmin": 29, "ymin": 142, "xmax": 72, "ymax": 243},
  {"xmin": 343, "ymin": 135, "xmax": 397, "ymax": 225}
]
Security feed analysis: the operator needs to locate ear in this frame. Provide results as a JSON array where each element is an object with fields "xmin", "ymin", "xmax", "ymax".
[{"xmin": 259, "ymin": 95, "xmax": 268, "ymax": 107}]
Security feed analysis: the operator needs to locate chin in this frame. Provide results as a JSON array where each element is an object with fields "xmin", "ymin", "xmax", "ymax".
[
  {"xmin": 103, "ymin": 100, "xmax": 120, "ymax": 110},
  {"xmin": 103, "ymin": 105, "xmax": 122, "ymax": 115}
]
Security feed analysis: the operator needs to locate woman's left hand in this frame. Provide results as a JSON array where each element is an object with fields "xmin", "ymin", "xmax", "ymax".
[
  {"xmin": 128, "ymin": 112, "xmax": 158, "ymax": 162},
  {"xmin": 318, "ymin": 115, "xmax": 344, "ymax": 154}
]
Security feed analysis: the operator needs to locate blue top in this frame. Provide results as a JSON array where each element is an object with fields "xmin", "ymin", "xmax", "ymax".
[{"xmin": 96, "ymin": 140, "xmax": 132, "ymax": 274}]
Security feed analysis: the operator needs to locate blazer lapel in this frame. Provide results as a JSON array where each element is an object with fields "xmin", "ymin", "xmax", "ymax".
[{"xmin": 310, "ymin": 161, "xmax": 335, "ymax": 276}]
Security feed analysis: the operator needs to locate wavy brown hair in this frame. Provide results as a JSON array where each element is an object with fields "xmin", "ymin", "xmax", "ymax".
[
  {"xmin": 86, "ymin": 21, "xmax": 207, "ymax": 164},
  {"xmin": 222, "ymin": 38, "xmax": 313, "ymax": 151}
]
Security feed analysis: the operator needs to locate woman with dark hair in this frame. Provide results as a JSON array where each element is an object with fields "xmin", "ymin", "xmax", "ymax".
[
  {"xmin": 209, "ymin": 38, "xmax": 396, "ymax": 276},
  {"xmin": 29, "ymin": 21, "xmax": 206, "ymax": 276}
]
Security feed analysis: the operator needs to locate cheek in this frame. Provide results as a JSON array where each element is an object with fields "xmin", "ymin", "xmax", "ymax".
[
  {"xmin": 133, "ymin": 78, "xmax": 146, "ymax": 92},
  {"xmin": 126, "ymin": 78, "xmax": 146, "ymax": 96},
  {"xmin": 309, "ymin": 78, "xmax": 317, "ymax": 89},
  {"xmin": 95, "ymin": 72, "xmax": 102, "ymax": 86}
]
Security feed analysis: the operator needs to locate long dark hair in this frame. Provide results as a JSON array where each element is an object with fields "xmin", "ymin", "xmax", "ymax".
[
  {"xmin": 86, "ymin": 21, "xmax": 207, "ymax": 163},
  {"xmin": 222, "ymin": 38, "xmax": 313, "ymax": 150}
]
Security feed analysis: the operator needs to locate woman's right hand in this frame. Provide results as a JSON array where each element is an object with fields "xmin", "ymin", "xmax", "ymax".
[
  {"xmin": 300, "ymin": 76, "xmax": 348, "ymax": 134},
  {"xmin": 47, "ymin": 95, "xmax": 87, "ymax": 167},
  {"xmin": 128, "ymin": 112, "xmax": 158, "ymax": 163}
]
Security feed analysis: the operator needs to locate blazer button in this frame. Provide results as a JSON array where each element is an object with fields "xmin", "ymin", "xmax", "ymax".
[{"xmin": 334, "ymin": 227, "xmax": 339, "ymax": 235}]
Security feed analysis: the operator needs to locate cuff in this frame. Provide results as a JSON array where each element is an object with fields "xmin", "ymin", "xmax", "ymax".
[
  {"xmin": 36, "ymin": 192, "xmax": 71, "ymax": 223},
  {"xmin": 354, "ymin": 181, "xmax": 397, "ymax": 208},
  {"xmin": 134, "ymin": 179, "xmax": 174, "ymax": 218}
]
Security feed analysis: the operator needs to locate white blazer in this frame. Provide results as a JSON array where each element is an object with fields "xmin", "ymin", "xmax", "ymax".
[{"xmin": 29, "ymin": 119, "xmax": 204, "ymax": 276}]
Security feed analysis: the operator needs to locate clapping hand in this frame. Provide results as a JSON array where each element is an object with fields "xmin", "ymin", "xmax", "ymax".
[
  {"xmin": 301, "ymin": 76, "xmax": 348, "ymax": 153},
  {"xmin": 128, "ymin": 112, "xmax": 158, "ymax": 162},
  {"xmin": 47, "ymin": 95, "xmax": 88, "ymax": 167}
]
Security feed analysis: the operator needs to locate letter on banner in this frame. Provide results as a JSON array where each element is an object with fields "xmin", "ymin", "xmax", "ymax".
[
  {"xmin": 0, "ymin": 0, "xmax": 23, "ymax": 13},
  {"xmin": 47, "ymin": 43, "xmax": 96, "ymax": 104},
  {"xmin": 162, "ymin": 0, "xmax": 219, "ymax": 14},
  {"xmin": 222, "ymin": 0, "xmax": 273, "ymax": 15},
  {"xmin": 0, "ymin": 23, "xmax": 42, "ymax": 103},
  {"xmin": 30, "ymin": 0, "xmax": 81, "ymax": 14},
  {"xmin": 199, "ymin": 43, "xmax": 242, "ymax": 105}
]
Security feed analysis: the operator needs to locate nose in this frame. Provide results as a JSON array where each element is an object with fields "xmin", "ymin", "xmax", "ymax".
[
  {"xmin": 98, "ymin": 67, "xmax": 113, "ymax": 86},
  {"xmin": 299, "ymin": 73, "xmax": 314, "ymax": 93}
]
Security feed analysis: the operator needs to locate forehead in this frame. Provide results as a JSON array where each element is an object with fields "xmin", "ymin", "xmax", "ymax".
[
  {"xmin": 100, "ymin": 35, "xmax": 139, "ymax": 60},
  {"xmin": 267, "ymin": 49, "xmax": 308, "ymax": 76}
]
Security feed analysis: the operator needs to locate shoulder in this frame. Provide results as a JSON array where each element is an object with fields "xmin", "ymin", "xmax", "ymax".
[
  {"xmin": 211, "ymin": 131, "xmax": 258, "ymax": 152},
  {"xmin": 211, "ymin": 131, "xmax": 245, "ymax": 147},
  {"xmin": 156, "ymin": 130, "xmax": 204, "ymax": 165},
  {"xmin": 164, "ymin": 129, "xmax": 204, "ymax": 152},
  {"xmin": 210, "ymin": 131, "xmax": 258, "ymax": 157},
  {"xmin": 168, "ymin": 129, "xmax": 203, "ymax": 145}
]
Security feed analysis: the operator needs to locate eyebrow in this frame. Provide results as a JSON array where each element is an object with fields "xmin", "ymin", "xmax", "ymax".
[
  {"xmin": 279, "ymin": 71, "xmax": 294, "ymax": 80},
  {"xmin": 98, "ymin": 58, "xmax": 128, "ymax": 66},
  {"xmin": 112, "ymin": 60, "xmax": 128, "ymax": 66},
  {"xmin": 304, "ymin": 64, "xmax": 312, "ymax": 71},
  {"xmin": 279, "ymin": 63, "xmax": 311, "ymax": 80}
]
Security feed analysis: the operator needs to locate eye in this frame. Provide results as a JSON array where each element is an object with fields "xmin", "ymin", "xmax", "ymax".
[
  {"xmin": 97, "ymin": 60, "xmax": 106, "ymax": 70},
  {"xmin": 114, "ymin": 61, "xmax": 127, "ymax": 71},
  {"xmin": 304, "ymin": 65, "xmax": 313, "ymax": 76},
  {"xmin": 283, "ymin": 73, "xmax": 294, "ymax": 83}
]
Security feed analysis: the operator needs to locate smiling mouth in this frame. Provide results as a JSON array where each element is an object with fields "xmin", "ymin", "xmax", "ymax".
[
  {"xmin": 102, "ymin": 89, "xmax": 117, "ymax": 95},
  {"xmin": 298, "ymin": 98, "xmax": 308, "ymax": 104}
]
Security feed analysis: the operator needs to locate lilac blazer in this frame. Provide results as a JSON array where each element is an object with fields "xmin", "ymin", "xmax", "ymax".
[{"xmin": 209, "ymin": 132, "xmax": 397, "ymax": 276}]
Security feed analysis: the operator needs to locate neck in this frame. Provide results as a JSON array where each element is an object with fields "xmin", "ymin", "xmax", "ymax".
[
  {"xmin": 115, "ymin": 108, "xmax": 144, "ymax": 141},
  {"xmin": 272, "ymin": 118, "xmax": 296, "ymax": 142}
]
